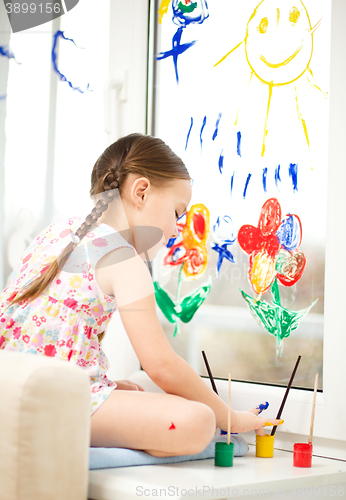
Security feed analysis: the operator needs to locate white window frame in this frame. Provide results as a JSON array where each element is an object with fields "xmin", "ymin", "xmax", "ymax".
[{"xmin": 145, "ymin": 0, "xmax": 346, "ymax": 460}]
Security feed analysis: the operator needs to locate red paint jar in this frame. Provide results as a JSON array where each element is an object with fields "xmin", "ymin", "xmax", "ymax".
[{"xmin": 293, "ymin": 443, "xmax": 313, "ymax": 467}]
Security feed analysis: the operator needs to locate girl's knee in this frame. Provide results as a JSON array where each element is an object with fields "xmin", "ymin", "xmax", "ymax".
[{"xmin": 186, "ymin": 402, "xmax": 216, "ymax": 454}]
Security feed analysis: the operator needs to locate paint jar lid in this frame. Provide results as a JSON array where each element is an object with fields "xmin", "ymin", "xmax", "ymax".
[
  {"xmin": 293, "ymin": 443, "xmax": 313, "ymax": 453},
  {"xmin": 215, "ymin": 442, "xmax": 234, "ymax": 467}
]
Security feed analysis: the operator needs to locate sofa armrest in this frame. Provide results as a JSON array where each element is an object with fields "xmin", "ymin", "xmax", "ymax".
[{"xmin": 0, "ymin": 350, "xmax": 90, "ymax": 500}]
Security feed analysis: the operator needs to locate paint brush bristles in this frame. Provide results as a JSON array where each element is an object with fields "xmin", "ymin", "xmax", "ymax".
[
  {"xmin": 202, "ymin": 350, "xmax": 218, "ymax": 395},
  {"xmin": 309, "ymin": 373, "xmax": 319, "ymax": 444},
  {"xmin": 271, "ymin": 355, "xmax": 301, "ymax": 436},
  {"xmin": 228, "ymin": 372, "xmax": 231, "ymax": 445}
]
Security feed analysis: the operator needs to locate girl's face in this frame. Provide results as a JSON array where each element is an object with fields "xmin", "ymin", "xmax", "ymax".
[{"xmin": 125, "ymin": 175, "xmax": 192, "ymax": 260}]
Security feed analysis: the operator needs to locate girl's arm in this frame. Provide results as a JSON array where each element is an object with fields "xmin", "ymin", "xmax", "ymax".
[{"xmin": 96, "ymin": 248, "xmax": 280, "ymax": 433}]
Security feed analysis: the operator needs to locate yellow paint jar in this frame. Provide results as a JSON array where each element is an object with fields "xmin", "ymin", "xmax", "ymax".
[{"xmin": 256, "ymin": 433, "xmax": 275, "ymax": 458}]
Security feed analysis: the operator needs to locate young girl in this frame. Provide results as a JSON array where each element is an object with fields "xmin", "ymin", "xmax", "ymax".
[{"xmin": 0, "ymin": 133, "xmax": 280, "ymax": 457}]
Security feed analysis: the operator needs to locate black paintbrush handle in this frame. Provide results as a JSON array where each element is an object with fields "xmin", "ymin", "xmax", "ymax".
[{"xmin": 271, "ymin": 355, "xmax": 302, "ymax": 436}]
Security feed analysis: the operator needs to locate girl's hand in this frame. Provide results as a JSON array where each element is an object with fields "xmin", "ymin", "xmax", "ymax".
[
  {"xmin": 114, "ymin": 379, "xmax": 145, "ymax": 391},
  {"xmin": 231, "ymin": 405, "xmax": 283, "ymax": 435}
]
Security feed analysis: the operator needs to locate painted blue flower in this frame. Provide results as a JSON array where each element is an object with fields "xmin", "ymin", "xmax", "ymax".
[
  {"xmin": 172, "ymin": 0, "xmax": 209, "ymax": 27},
  {"xmin": 211, "ymin": 215, "xmax": 236, "ymax": 275}
]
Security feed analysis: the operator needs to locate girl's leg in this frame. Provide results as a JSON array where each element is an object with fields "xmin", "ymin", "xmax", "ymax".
[{"xmin": 90, "ymin": 390, "xmax": 216, "ymax": 457}]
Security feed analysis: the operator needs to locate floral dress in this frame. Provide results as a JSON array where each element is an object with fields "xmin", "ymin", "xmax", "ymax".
[{"xmin": 0, "ymin": 217, "xmax": 135, "ymax": 416}]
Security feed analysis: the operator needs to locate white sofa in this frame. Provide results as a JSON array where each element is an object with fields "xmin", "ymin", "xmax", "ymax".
[{"xmin": 0, "ymin": 350, "xmax": 91, "ymax": 500}]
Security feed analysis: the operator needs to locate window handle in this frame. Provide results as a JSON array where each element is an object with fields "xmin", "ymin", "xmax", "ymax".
[{"xmin": 103, "ymin": 69, "xmax": 129, "ymax": 135}]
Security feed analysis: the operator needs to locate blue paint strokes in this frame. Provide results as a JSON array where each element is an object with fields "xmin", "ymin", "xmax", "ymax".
[
  {"xmin": 262, "ymin": 167, "xmax": 268, "ymax": 193},
  {"xmin": 172, "ymin": 0, "xmax": 209, "ymax": 28},
  {"xmin": 256, "ymin": 402, "xmax": 269, "ymax": 415},
  {"xmin": 212, "ymin": 112, "xmax": 222, "ymax": 140},
  {"xmin": 200, "ymin": 115, "xmax": 207, "ymax": 151},
  {"xmin": 167, "ymin": 237, "xmax": 177, "ymax": 248},
  {"xmin": 218, "ymin": 149, "xmax": 224, "ymax": 174},
  {"xmin": 213, "ymin": 215, "xmax": 236, "ymax": 245},
  {"xmin": 52, "ymin": 31, "xmax": 92, "ymax": 93},
  {"xmin": 230, "ymin": 171, "xmax": 235, "ymax": 196},
  {"xmin": 0, "ymin": 45, "xmax": 20, "ymax": 99},
  {"xmin": 212, "ymin": 243, "xmax": 235, "ymax": 275},
  {"xmin": 185, "ymin": 117, "xmax": 193, "ymax": 151},
  {"xmin": 289, "ymin": 163, "xmax": 298, "ymax": 192},
  {"xmin": 243, "ymin": 173, "xmax": 252, "ymax": 199},
  {"xmin": 237, "ymin": 131, "xmax": 241, "ymax": 157},
  {"xmin": 156, "ymin": 27, "xmax": 196, "ymax": 84},
  {"xmin": 276, "ymin": 214, "xmax": 302, "ymax": 251},
  {"xmin": 0, "ymin": 45, "xmax": 17, "ymax": 61},
  {"xmin": 275, "ymin": 164, "xmax": 281, "ymax": 190}
]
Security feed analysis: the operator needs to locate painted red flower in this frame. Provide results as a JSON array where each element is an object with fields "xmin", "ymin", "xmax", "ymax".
[
  {"xmin": 6, "ymin": 318, "xmax": 15, "ymax": 329},
  {"xmin": 238, "ymin": 198, "xmax": 306, "ymax": 295},
  {"xmin": 0, "ymin": 335, "xmax": 6, "ymax": 347}
]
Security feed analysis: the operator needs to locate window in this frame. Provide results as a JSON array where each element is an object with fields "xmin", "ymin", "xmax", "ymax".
[{"xmin": 149, "ymin": 0, "xmax": 346, "ymax": 454}]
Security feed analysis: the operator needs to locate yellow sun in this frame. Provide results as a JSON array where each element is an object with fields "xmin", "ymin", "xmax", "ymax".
[{"xmin": 215, "ymin": 0, "xmax": 323, "ymax": 157}]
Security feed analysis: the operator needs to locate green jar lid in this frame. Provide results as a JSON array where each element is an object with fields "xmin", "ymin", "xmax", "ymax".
[{"xmin": 214, "ymin": 441, "xmax": 234, "ymax": 467}]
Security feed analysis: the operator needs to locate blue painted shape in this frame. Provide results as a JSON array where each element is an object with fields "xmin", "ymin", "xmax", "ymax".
[
  {"xmin": 156, "ymin": 27, "xmax": 196, "ymax": 84},
  {"xmin": 212, "ymin": 243, "xmax": 235, "ymax": 275},
  {"xmin": 166, "ymin": 237, "xmax": 177, "ymax": 248},
  {"xmin": 276, "ymin": 214, "xmax": 301, "ymax": 251},
  {"xmin": 52, "ymin": 31, "xmax": 92, "ymax": 93},
  {"xmin": 0, "ymin": 45, "xmax": 17, "ymax": 61},
  {"xmin": 289, "ymin": 163, "xmax": 298, "ymax": 192},
  {"xmin": 200, "ymin": 115, "xmax": 207, "ymax": 151},
  {"xmin": 185, "ymin": 117, "xmax": 193, "ymax": 151},
  {"xmin": 213, "ymin": 215, "xmax": 236, "ymax": 245},
  {"xmin": 172, "ymin": 0, "xmax": 209, "ymax": 28},
  {"xmin": 256, "ymin": 401, "xmax": 269, "ymax": 415},
  {"xmin": 218, "ymin": 149, "xmax": 224, "ymax": 173},
  {"xmin": 236, "ymin": 131, "xmax": 241, "ymax": 157},
  {"xmin": 243, "ymin": 173, "xmax": 252, "ymax": 198},
  {"xmin": 275, "ymin": 164, "xmax": 281, "ymax": 189},
  {"xmin": 262, "ymin": 167, "xmax": 268, "ymax": 193},
  {"xmin": 212, "ymin": 112, "xmax": 222, "ymax": 140},
  {"xmin": 230, "ymin": 171, "xmax": 234, "ymax": 196}
]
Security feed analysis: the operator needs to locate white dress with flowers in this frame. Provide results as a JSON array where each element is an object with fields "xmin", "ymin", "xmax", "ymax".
[{"xmin": 0, "ymin": 217, "xmax": 135, "ymax": 416}]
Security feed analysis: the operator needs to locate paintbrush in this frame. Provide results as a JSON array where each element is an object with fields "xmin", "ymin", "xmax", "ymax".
[
  {"xmin": 202, "ymin": 350, "xmax": 218, "ymax": 395},
  {"xmin": 271, "ymin": 355, "xmax": 302, "ymax": 436},
  {"xmin": 228, "ymin": 372, "xmax": 232, "ymax": 445},
  {"xmin": 309, "ymin": 373, "xmax": 319, "ymax": 444}
]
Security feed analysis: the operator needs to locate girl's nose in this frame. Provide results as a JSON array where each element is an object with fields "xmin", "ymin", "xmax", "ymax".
[{"xmin": 172, "ymin": 224, "xmax": 179, "ymax": 238}]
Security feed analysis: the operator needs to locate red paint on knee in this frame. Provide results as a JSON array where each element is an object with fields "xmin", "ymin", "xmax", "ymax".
[{"xmin": 169, "ymin": 422, "xmax": 176, "ymax": 430}]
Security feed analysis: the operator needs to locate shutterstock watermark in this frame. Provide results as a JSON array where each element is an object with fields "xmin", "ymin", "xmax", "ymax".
[{"xmin": 3, "ymin": 0, "xmax": 80, "ymax": 33}]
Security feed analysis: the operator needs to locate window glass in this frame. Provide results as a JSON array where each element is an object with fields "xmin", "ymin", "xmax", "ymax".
[{"xmin": 152, "ymin": 0, "xmax": 331, "ymax": 389}]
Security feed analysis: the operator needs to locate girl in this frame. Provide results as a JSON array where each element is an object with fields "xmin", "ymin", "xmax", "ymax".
[{"xmin": 0, "ymin": 133, "xmax": 280, "ymax": 457}]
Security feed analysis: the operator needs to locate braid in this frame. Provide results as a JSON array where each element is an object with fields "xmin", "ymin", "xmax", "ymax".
[
  {"xmin": 73, "ymin": 181, "xmax": 119, "ymax": 244},
  {"xmin": 7, "ymin": 133, "xmax": 190, "ymax": 310}
]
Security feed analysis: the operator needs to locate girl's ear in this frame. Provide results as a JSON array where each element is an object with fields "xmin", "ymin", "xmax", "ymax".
[{"xmin": 131, "ymin": 177, "xmax": 151, "ymax": 208}]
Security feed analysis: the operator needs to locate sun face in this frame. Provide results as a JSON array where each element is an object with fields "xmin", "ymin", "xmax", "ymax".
[{"xmin": 245, "ymin": 0, "xmax": 313, "ymax": 86}]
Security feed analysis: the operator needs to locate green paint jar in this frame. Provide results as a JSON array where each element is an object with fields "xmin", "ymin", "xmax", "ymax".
[{"xmin": 214, "ymin": 441, "xmax": 234, "ymax": 467}]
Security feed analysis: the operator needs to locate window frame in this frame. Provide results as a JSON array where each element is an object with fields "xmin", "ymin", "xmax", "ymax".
[{"xmin": 147, "ymin": 0, "xmax": 346, "ymax": 456}]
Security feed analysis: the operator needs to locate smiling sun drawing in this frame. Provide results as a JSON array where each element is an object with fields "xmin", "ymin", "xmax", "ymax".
[{"xmin": 215, "ymin": 0, "xmax": 324, "ymax": 157}]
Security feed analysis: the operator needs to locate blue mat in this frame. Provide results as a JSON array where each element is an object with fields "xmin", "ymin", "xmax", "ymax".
[{"xmin": 89, "ymin": 434, "xmax": 248, "ymax": 469}]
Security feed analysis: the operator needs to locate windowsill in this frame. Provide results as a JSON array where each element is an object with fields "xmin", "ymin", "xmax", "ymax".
[{"xmin": 88, "ymin": 446, "xmax": 346, "ymax": 500}]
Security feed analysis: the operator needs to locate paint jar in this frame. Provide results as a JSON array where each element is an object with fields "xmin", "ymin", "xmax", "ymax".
[
  {"xmin": 214, "ymin": 442, "xmax": 234, "ymax": 467},
  {"xmin": 256, "ymin": 433, "xmax": 275, "ymax": 458},
  {"xmin": 293, "ymin": 443, "xmax": 313, "ymax": 467}
]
